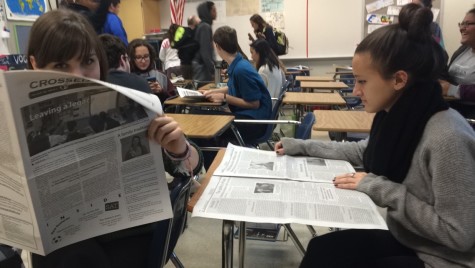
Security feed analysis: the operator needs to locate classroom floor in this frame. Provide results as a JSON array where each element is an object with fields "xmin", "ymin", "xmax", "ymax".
[{"xmin": 164, "ymin": 125, "xmax": 333, "ymax": 268}]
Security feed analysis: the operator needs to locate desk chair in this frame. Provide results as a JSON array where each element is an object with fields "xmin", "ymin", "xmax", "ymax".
[{"xmin": 29, "ymin": 176, "xmax": 192, "ymax": 268}]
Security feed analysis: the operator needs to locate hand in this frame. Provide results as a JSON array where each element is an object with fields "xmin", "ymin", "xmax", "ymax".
[
  {"xmin": 198, "ymin": 89, "xmax": 208, "ymax": 95},
  {"xmin": 275, "ymin": 141, "xmax": 285, "ymax": 155},
  {"xmin": 206, "ymin": 92, "xmax": 226, "ymax": 103},
  {"xmin": 333, "ymin": 172, "xmax": 367, "ymax": 190},
  {"xmin": 248, "ymin": 33, "xmax": 255, "ymax": 42},
  {"xmin": 439, "ymin": 80, "xmax": 450, "ymax": 96},
  {"xmin": 149, "ymin": 81, "xmax": 163, "ymax": 94},
  {"xmin": 257, "ymin": 32, "xmax": 265, "ymax": 39},
  {"xmin": 148, "ymin": 115, "xmax": 187, "ymax": 155}
]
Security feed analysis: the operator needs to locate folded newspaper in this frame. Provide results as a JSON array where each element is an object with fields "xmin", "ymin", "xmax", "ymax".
[
  {"xmin": 193, "ymin": 144, "xmax": 387, "ymax": 230},
  {"xmin": 0, "ymin": 70, "xmax": 173, "ymax": 255},
  {"xmin": 176, "ymin": 87, "xmax": 206, "ymax": 100}
]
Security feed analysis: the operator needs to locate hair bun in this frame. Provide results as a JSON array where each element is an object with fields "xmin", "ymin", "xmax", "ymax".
[{"xmin": 398, "ymin": 4, "xmax": 433, "ymax": 41}]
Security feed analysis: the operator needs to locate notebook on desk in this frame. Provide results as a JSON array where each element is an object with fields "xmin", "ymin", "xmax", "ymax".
[{"xmin": 177, "ymin": 87, "xmax": 207, "ymax": 100}]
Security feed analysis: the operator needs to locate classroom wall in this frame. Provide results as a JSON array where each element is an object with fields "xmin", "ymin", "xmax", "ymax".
[{"xmin": 158, "ymin": 0, "xmax": 473, "ymax": 75}]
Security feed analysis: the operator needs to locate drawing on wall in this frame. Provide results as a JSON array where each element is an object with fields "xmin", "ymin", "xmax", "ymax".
[
  {"xmin": 4, "ymin": 0, "xmax": 47, "ymax": 21},
  {"xmin": 261, "ymin": 0, "xmax": 283, "ymax": 13},
  {"xmin": 226, "ymin": 0, "xmax": 258, "ymax": 17},
  {"xmin": 366, "ymin": 0, "xmax": 394, "ymax": 13},
  {"xmin": 214, "ymin": 0, "xmax": 226, "ymax": 24},
  {"xmin": 264, "ymin": 12, "xmax": 285, "ymax": 30}
]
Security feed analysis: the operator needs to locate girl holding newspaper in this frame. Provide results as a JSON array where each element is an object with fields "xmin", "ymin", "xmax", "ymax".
[{"xmin": 25, "ymin": 9, "xmax": 203, "ymax": 267}]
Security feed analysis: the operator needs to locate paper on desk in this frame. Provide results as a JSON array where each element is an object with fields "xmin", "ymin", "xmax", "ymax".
[
  {"xmin": 193, "ymin": 175, "xmax": 388, "ymax": 230},
  {"xmin": 214, "ymin": 144, "xmax": 355, "ymax": 183},
  {"xmin": 176, "ymin": 87, "xmax": 206, "ymax": 99}
]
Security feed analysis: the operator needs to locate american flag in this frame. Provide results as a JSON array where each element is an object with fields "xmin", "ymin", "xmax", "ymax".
[{"xmin": 170, "ymin": 0, "xmax": 186, "ymax": 25}]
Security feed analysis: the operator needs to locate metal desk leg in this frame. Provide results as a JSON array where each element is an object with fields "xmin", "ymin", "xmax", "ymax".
[
  {"xmin": 283, "ymin": 224, "xmax": 306, "ymax": 257},
  {"xmin": 222, "ymin": 220, "xmax": 234, "ymax": 268},
  {"xmin": 230, "ymin": 124, "xmax": 246, "ymax": 146},
  {"xmin": 238, "ymin": 222, "xmax": 246, "ymax": 268}
]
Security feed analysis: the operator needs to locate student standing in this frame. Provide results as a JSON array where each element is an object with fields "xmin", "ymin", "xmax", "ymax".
[
  {"xmin": 193, "ymin": 1, "xmax": 217, "ymax": 85},
  {"xmin": 60, "ymin": 0, "xmax": 109, "ymax": 34},
  {"xmin": 248, "ymin": 14, "xmax": 280, "ymax": 56},
  {"xmin": 159, "ymin": 24, "xmax": 182, "ymax": 79},
  {"xmin": 276, "ymin": 4, "xmax": 475, "ymax": 268},
  {"xmin": 103, "ymin": 0, "xmax": 128, "ymax": 46}
]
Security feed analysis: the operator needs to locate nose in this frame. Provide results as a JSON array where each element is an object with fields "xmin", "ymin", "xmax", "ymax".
[
  {"xmin": 70, "ymin": 66, "xmax": 86, "ymax": 77},
  {"xmin": 352, "ymin": 84, "xmax": 361, "ymax": 97}
]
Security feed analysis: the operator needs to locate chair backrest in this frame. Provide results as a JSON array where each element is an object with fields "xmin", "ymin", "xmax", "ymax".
[
  {"xmin": 151, "ymin": 176, "xmax": 192, "ymax": 267},
  {"xmin": 295, "ymin": 112, "xmax": 315, "ymax": 140}
]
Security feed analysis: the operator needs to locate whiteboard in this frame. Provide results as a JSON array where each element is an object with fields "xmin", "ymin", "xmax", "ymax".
[{"xmin": 181, "ymin": 0, "xmax": 364, "ymax": 59}]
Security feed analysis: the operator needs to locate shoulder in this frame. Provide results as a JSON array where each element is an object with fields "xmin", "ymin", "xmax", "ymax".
[{"xmin": 421, "ymin": 109, "xmax": 475, "ymax": 151}]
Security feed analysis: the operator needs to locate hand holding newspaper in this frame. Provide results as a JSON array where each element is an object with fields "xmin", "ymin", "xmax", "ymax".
[
  {"xmin": 0, "ymin": 70, "xmax": 172, "ymax": 255},
  {"xmin": 193, "ymin": 144, "xmax": 387, "ymax": 230}
]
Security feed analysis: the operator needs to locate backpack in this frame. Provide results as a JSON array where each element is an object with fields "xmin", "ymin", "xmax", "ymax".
[
  {"xmin": 170, "ymin": 26, "xmax": 200, "ymax": 65},
  {"xmin": 274, "ymin": 29, "xmax": 289, "ymax": 56}
]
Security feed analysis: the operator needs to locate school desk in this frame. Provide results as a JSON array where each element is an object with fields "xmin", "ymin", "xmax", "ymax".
[
  {"xmin": 300, "ymin": 81, "xmax": 348, "ymax": 92},
  {"xmin": 295, "ymin": 75, "xmax": 334, "ymax": 82},
  {"xmin": 166, "ymin": 114, "xmax": 235, "ymax": 139},
  {"xmin": 313, "ymin": 110, "xmax": 374, "ymax": 141},
  {"xmin": 282, "ymin": 92, "xmax": 346, "ymax": 119}
]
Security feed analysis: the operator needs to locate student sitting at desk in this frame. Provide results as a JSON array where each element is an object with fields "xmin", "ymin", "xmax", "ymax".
[
  {"xmin": 276, "ymin": 4, "xmax": 475, "ymax": 268},
  {"xmin": 439, "ymin": 8, "xmax": 475, "ymax": 119},
  {"xmin": 250, "ymin": 39, "xmax": 285, "ymax": 106},
  {"xmin": 199, "ymin": 26, "xmax": 272, "ymax": 142},
  {"xmin": 26, "ymin": 9, "xmax": 203, "ymax": 267}
]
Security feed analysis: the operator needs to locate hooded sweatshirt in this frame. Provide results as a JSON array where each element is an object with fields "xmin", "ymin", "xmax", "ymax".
[{"xmin": 194, "ymin": 2, "xmax": 215, "ymax": 77}]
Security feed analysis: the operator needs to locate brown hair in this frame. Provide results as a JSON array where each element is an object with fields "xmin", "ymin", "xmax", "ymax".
[
  {"xmin": 27, "ymin": 9, "xmax": 108, "ymax": 80},
  {"xmin": 250, "ymin": 14, "xmax": 267, "ymax": 33},
  {"xmin": 127, "ymin": 38, "xmax": 157, "ymax": 73}
]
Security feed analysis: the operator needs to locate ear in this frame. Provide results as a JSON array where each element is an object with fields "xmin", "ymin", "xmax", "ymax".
[
  {"xmin": 29, "ymin": 55, "xmax": 38, "ymax": 69},
  {"xmin": 393, "ymin": 70, "xmax": 408, "ymax": 91}
]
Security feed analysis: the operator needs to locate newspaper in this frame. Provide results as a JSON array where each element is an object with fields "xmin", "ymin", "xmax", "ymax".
[
  {"xmin": 193, "ymin": 144, "xmax": 387, "ymax": 230},
  {"xmin": 0, "ymin": 70, "xmax": 172, "ymax": 255},
  {"xmin": 176, "ymin": 87, "xmax": 206, "ymax": 100},
  {"xmin": 214, "ymin": 144, "xmax": 355, "ymax": 183}
]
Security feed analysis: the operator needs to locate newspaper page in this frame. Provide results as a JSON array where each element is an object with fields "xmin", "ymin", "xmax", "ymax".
[
  {"xmin": 193, "ymin": 176, "xmax": 387, "ymax": 230},
  {"xmin": 214, "ymin": 144, "xmax": 355, "ymax": 183},
  {"xmin": 0, "ymin": 70, "xmax": 172, "ymax": 255},
  {"xmin": 176, "ymin": 87, "xmax": 206, "ymax": 100}
]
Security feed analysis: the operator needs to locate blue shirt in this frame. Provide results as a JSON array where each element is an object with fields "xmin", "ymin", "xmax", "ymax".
[
  {"xmin": 227, "ymin": 53, "xmax": 272, "ymax": 119},
  {"xmin": 103, "ymin": 12, "xmax": 128, "ymax": 46}
]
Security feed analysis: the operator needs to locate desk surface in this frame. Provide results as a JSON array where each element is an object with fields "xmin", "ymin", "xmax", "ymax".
[
  {"xmin": 167, "ymin": 114, "xmax": 234, "ymax": 139},
  {"xmin": 296, "ymin": 76, "xmax": 334, "ymax": 82},
  {"xmin": 198, "ymin": 83, "xmax": 228, "ymax": 91},
  {"xmin": 188, "ymin": 149, "xmax": 226, "ymax": 212},
  {"xmin": 313, "ymin": 110, "xmax": 374, "ymax": 133},
  {"xmin": 283, "ymin": 92, "xmax": 346, "ymax": 106},
  {"xmin": 300, "ymin": 81, "xmax": 348, "ymax": 89},
  {"xmin": 164, "ymin": 96, "xmax": 222, "ymax": 107}
]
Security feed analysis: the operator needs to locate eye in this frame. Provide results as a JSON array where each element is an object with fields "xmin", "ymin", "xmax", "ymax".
[
  {"xmin": 357, "ymin": 80, "xmax": 366, "ymax": 84},
  {"xmin": 85, "ymin": 57, "xmax": 96, "ymax": 66},
  {"xmin": 53, "ymin": 63, "xmax": 69, "ymax": 70}
]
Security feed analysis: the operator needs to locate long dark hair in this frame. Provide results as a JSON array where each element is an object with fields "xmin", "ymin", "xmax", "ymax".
[
  {"xmin": 127, "ymin": 38, "xmax": 157, "ymax": 73},
  {"xmin": 250, "ymin": 14, "xmax": 268, "ymax": 34},
  {"xmin": 250, "ymin": 39, "xmax": 280, "ymax": 72}
]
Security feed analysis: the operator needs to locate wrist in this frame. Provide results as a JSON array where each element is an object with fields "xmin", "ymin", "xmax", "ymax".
[
  {"xmin": 164, "ymin": 141, "xmax": 190, "ymax": 160},
  {"xmin": 223, "ymin": 93, "xmax": 227, "ymax": 103}
]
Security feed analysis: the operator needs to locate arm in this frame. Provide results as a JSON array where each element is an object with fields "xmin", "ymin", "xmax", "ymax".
[
  {"xmin": 276, "ymin": 137, "xmax": 367, "ymax": 167},
  {"xmin": 148, "ymin": 115, "xmax": 203, "ymax": 177},
  {"xmin": 159, "ymin": 39, "xmax": 168, "ymax": 63},
  {"xmin": 107, "ymin": 14, "xmax": 128, "ymax": 45},
  {"xmin": 357, "ymin": 119, "xmax": 475, "ymax": 251}
]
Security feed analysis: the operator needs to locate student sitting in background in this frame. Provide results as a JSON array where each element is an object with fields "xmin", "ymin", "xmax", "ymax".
[
  {"xmin": 439, "ymin": 8, "xmax": 475, "ymax": 119},
  {"xmin": 276, "ymin": 4, "xmax": 475, "ymax": 268},
  {"xmin": 26, "ymin": 9, "xmax": 203, "ymax": 267},
  {"xmin": 128, "ymin": 38, "xmax": 176, "ymax": 103},
  {"xmin": 250, "ymin": 39, "xmax": 285, "ymax": 105}
]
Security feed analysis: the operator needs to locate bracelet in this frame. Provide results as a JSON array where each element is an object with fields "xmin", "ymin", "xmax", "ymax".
[{"xmin": 163, "ymin": 140, "xmax": 191, "ymax": 161}]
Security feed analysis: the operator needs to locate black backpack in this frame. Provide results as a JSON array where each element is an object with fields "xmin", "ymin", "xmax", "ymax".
[
  {"xmin": 170, "ymin": 26, "xmax": 200, "ymax": 65},
  {"xmin": 0, "ymin": 245, "xmax": 22, "ymax": 268}
]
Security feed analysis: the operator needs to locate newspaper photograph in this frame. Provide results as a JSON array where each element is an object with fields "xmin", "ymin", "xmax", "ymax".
[
  {"xmin": 193, "ymin": 176, "xmax": 387, "ymax": 230},
  {"xmin": 214, "ymin": 144, "xmax": 355, "ymax": 183},
  {"xmin": 0, "ymin": 70, "xmax": 172, "ymax": 255}
]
